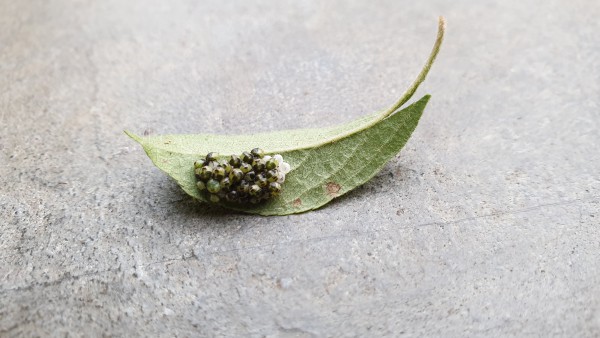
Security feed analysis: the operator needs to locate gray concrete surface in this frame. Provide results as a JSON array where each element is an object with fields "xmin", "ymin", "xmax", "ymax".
[{"xmin": 1, "ymin": 0, "xmax": 599, "ymax": 336}]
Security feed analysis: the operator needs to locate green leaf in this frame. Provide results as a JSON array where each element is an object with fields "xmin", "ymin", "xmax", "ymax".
[{"xmin": 126, "ymin": 17, "xmax": 445, "ymax": 215}]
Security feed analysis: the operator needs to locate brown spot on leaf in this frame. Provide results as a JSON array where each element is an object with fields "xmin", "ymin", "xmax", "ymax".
[
  {"xmin": 326, "ymin": 182, "xmax": 341, "ymax": 197},
  {"xmin": 292, "ymin": 198, "xmax": 302, "ymax": 207}
]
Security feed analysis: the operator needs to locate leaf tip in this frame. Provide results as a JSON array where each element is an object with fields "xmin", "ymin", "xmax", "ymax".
[
  {"xmin": 124, "ymin": 130, "xmax": 143, "ymax": 143},
  {"xmin": 410, "ymin": 94, "xmax": 431, "ymax": 109}
]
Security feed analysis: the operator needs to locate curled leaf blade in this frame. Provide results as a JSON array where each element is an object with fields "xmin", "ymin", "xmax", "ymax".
[{"xmin": 126, "ymin": 95, "xmax": 428, "ymax": 215}]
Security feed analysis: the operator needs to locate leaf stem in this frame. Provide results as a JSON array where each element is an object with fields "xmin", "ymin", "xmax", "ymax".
[
  {"xmin": 280, "ymin": 16, "xmax": 446, "ymax": 151},
  {"xmin": 381, "ymin": 16, "xmax": 446, "ymax": 117}
]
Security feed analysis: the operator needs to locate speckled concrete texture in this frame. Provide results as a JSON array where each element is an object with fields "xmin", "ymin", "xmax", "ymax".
[{"xmin": 1, "ymin": 0, "xmax": 599, "ymax": 336}]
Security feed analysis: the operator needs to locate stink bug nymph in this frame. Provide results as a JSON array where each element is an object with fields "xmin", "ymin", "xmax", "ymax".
[{"xmin": 194, "ymin": 148, "xmax": 290, "ymax": 204}]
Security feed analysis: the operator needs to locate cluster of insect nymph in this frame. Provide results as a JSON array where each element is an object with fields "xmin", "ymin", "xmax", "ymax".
[{"xmin": 194, "ymin": 148, "xmax": 290, "ymax": 204}]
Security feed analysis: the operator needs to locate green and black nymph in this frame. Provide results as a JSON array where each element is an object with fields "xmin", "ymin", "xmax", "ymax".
[{"xmin": 194, "ymin": 148, "xmax": 291, "ymax": 204}]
